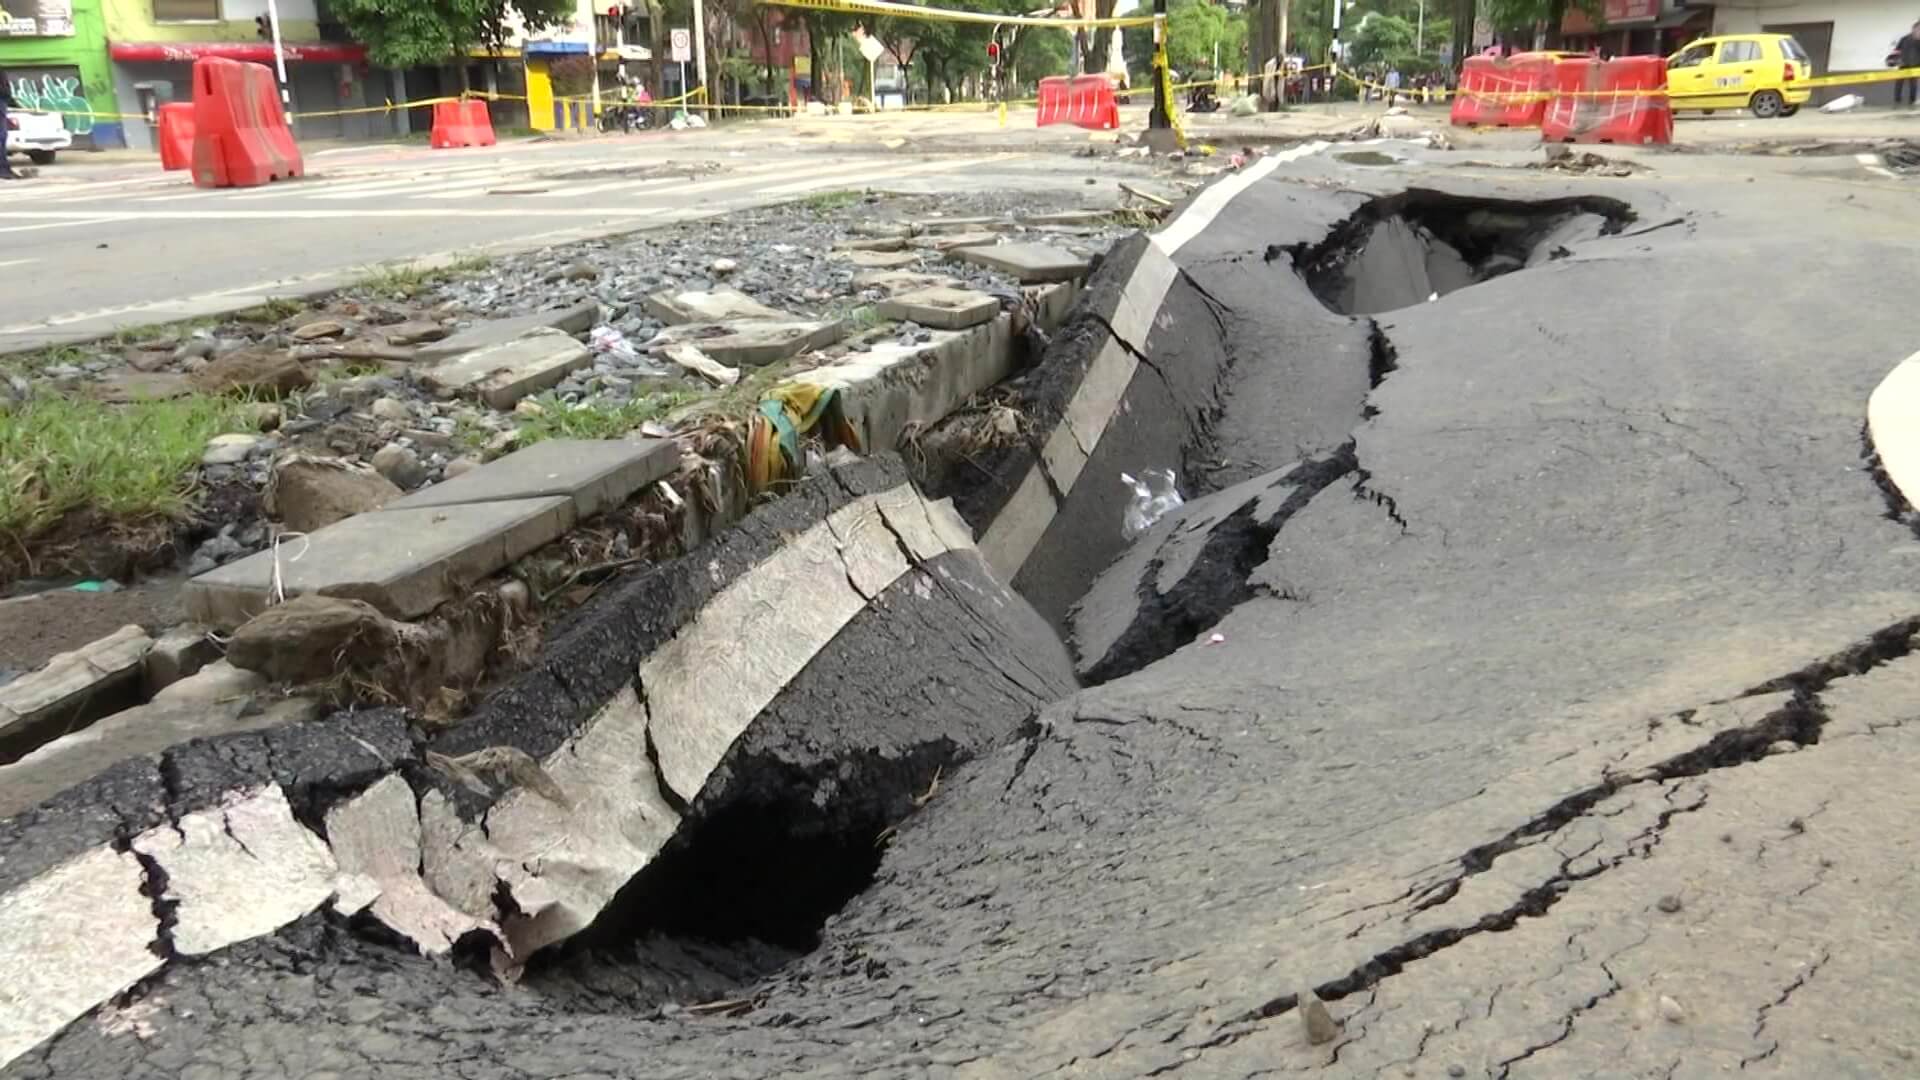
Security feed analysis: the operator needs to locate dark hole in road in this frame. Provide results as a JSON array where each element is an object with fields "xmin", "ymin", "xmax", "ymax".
[{"xmin": 1289, "ymin": 190, "xmax": 1634, "ymax": 315}]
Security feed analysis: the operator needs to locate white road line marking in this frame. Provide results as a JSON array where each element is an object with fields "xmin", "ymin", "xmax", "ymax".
[
  {"xmin": 756, "ymin": 154, "xmax": 1009, "ymax": 196},
  {"xmin": 0, "ymin": 216, "xmax": 132, "ymax": 234},
  {"xmin": 517, "ymin": 160, "xmax": 798, "ymax": 199},
  {"xmin": 0, "ymin": 257, "xmax": 38, "ymax": 268},
  {"xmin": 1153, "ymin": 140, "xmax": 1327, "ymax": 255},
  {"xmin": 0, "ymin": 207, "xmax": 664, "ymax": 221}
]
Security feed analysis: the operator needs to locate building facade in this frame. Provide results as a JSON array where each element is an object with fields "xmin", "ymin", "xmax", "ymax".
[
  {"xmin": 101, "ymin": 0, "xmax": 375, "ymax": 150},
  {"xmin": 1712, "ymin": 0, "xmax": 1910, "ymax": 101},
  {"xmin": 0, "ymin": 0, "xmax": 122, "ymax": 147}
]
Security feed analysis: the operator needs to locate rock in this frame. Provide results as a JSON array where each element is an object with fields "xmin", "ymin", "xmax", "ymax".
[
  {"xmin": 710, "ymin": 257, "xmax": 738, "ymax": 275},
  {"xmin": 564, "ymin": 261, "xmax": 599, "ymax": 281},
  {"xmin": 88, "ymin": 372, "xmax": 194, "ymax": 403},
  {"xmin": 226, "ymin": 596, "xmax": 399, "ymax": 685},
  {"xmin": 444, "ymin": 456, "xmax": 482, "ymax": 480},
  {"xmin": 1767, "ymin": 739, "xmax": 1799, "ymax": 755},
  {"xmin": 833, "ymin": 249, "xmax": 924, "ymax": 270},
  {"xmin": 1658, "ymin": 995, "xmax": 1686, "ymax": 1024},
  {"xmin": 370, "ymin": 397, "xmax": 412, "ymax": 423},
  {"xmin": 126, "ymin": 350, "xmax": 173, "ymax": 373},
  {"xmin": 291, "ymin": 319, "xmax": 349, "ymax": 341},
  {"xmin": 383, "ymin": 321, "xmax": 448, "ymax": 346},
  {"xmin": 878, "ymin": 286, "xmax": 1000, "ymax": 331},
  {"xmin": 1655, "ymin": 894, "xmax": 1683, "ymax": 914},
  {"xmin": 190, "ymin": 349, "xmax": 312, "ymax": 397},
  {"xmin": 142, "ymin": 625, "xmax": 219, "ymax": 697},
  {"xmin": 201, "ymin": 433, "xmax": 263, "ymax": 466},
  {"xmin": 649, "ymin": 318, "xmax": 848, "ymax": 368},
  {"xmin": 173, "ymin": 338, "xmax": 217, "ymax": 362},
  {"xmin": 152, "ymin": 659, "xmax": 267, "ymax": 705},
  {"xmin": 372, "ymin": 443, "xmax": 428, "ymax": 490},
  {"xmin": 243, "ymin": 402, "xmax": 285, "ymax": 431},
  {"xmin": 834, "ymin": 236, "xmax": 908, "ymax": 253},
  {"xmin": 1299, "ymin": 987, "xmax": 1339, "ymax": 1044},
  {"xmin": 267, "ymin": 455, "xmax": 403, "ymax": 532},
  {"xmin": 1447, "ymin": 1066, "xmax": 1467, "ymax": 1078}
]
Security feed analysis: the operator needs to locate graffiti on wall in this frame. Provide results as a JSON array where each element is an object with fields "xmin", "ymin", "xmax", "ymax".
[
  {"xmin": 0, "ymin": 0, "xmax": 76, "ymax": 37},
  {"xmin": 7, "ymin": 68, "xmax": 95, "ymax": 137}
]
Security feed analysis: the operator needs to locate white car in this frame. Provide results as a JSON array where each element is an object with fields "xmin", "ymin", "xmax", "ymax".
[{"xmin": 5, "ymin": 108, "xmax": 72, "ymax": 165}]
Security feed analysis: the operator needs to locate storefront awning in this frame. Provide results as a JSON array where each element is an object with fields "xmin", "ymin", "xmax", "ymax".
[{"xmin": 110, "ymin": 42, "xmax": 367, "ymax": 63}]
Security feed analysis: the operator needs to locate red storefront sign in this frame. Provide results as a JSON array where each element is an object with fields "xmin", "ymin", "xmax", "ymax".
[
  {"xmin": 109, "ymin": 42, "xmax": 367, "ymax": 64},
  {"xmin": 1603, "ymin": 0, "xmax": 1657, "ymax": 21}
]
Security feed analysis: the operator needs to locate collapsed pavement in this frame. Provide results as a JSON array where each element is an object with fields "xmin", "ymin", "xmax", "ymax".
[{"xmin": 8, "ymin": 142, "xmax": 1920, "ymax": 1078}]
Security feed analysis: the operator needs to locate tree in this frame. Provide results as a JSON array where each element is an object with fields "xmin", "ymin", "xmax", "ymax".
[
  {"xmin": 1484, "ymin": 0, "xmax": 1598, "ymax": 48},
  {"xmin": 1164, "ymin": 0, "xmax": 1248, "ymax": 74},
  {"xmin": 1347, "ymin": 11, "xmax": 1415, "ymax": 64},
  {"xmin": 328, "ymin": 0, "xmax": 576, "ymax": 70}
]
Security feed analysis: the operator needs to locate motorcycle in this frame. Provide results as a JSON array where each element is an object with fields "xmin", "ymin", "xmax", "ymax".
[
  {"xmin": 1186, "ymin": 83, "xmax": 1221, "ymax": 113},
  {"xmin": 598, "ymin": 102, "xmax": 650, "ymax": 134}
]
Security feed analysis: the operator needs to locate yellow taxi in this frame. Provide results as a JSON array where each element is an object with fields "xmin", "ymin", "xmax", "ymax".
[{"xmin": 1666, "ymin": 33, "xmax": 1815, "ymax": 118}]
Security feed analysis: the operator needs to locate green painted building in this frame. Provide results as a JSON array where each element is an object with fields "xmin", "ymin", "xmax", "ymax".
[{"xmin": 0, "ymin": 0, "xmax": 123, "ymax": 147}]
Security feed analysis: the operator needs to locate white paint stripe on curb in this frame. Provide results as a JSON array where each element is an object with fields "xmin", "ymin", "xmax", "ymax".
[
  {"xmin": 1868, "ymin": 350, "xmax": 1920, "ymax": 506},
  {"xmin": 978, "ymin": 142, "xmax": 1330, "ymax": 575}
]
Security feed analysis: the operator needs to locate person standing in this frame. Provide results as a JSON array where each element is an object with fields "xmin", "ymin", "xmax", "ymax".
[
  {"xmin": 0, "ymin": 69, "xmax": 17, "ymax": 180},
  {"xmin": 1386, "ymin": 67, "xmax": 1402, "ymax": 106},
  {"xmin": 1899, "ymin": 21, "xmax": 1920, "ymax": 107}
]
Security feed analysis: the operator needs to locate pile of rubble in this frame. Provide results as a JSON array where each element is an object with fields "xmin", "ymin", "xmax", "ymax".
[{"xmin": 0, "ymin": 192, "xmax": 1128, "ymax": 824}]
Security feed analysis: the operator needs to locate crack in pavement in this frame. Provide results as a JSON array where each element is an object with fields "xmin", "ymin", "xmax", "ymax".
[
  {"xmin": 1218, "ymin": 615, "xmax": 1920, "ymax": 1042},
  {"xmin": 1739, "ymin": 946, "xmax": 1832, "ymax": 1069}
]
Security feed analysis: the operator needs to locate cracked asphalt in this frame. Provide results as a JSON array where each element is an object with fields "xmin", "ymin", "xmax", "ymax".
[{"xmin": 13, "ymin": 146, "xmax": 1920, "ymax": 1078}]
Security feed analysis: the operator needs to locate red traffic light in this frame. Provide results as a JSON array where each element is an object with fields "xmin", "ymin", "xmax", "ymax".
[
  {"xmin": 606, "ymin": 4, "xmax": 622, "ymax": 15},
  {"xmin": 986, "ymin": 41, "xmax": 1001, "ymax": 59}
]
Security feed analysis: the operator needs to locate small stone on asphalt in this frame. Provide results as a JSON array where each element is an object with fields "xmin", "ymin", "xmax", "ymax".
[
  {"xmin": 1658, "ymin": 995, "xmax": 1686, "ymax": 1024},
  {"xmin": 1298, "ymin": 987, "xmax": 1338, "ymax": 1044},
  {"xmin": 1656, "ymin": 894, "xmax": 1683, "ymax": 913}
]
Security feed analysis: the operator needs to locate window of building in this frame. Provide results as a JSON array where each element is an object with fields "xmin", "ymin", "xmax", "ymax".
[{"xmin": 153, "ymin": 0, "xmax": 220, "ymax": 20}]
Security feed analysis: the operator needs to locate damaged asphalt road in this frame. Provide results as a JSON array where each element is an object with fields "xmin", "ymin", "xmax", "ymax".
[{"xmin": 12, "ymin": 147, "xmax": 1920, "ymax": 1077}]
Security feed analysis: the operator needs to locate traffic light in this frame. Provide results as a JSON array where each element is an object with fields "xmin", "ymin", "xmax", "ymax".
[
  {"xmin": 986, "ymin": 41, "xmax": 1000, "ymax": 62},
  {"xmin": 255, "ymin": 15, "xmax": 269, "ymax": 39},
  {"xmin": 607, "ymin": 4, "xmax": 623, "ymax": 16}
]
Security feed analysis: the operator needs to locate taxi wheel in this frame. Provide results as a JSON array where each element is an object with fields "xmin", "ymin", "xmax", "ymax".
[
  {"xmin": 27, "ymin": 150, "xmax": 55, "ymax": 165},
  {"xmin": 1780, "ymin": 104, "xmax": 1800, "ymax": 117},
  {"xmin": 1750, "ymin": 90, "xmax": 1785, "ymax": 118}
]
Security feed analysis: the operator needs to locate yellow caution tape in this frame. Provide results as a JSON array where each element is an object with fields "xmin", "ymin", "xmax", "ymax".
[
  {"xmin": 762, "ymin": 0, "xmax": 1156, "ymax": 29},
  {"xmin": 1336, "ymin": 60, "xmax": 1920, "ymax": 103}
]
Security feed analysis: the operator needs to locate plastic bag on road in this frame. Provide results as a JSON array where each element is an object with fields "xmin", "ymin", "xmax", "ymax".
[
  {"xmin": 589, "ymin": 325, "xmax": 674, "ymax": 378},
  {"xmin": 1821, "ymin": 94, "xmax": 1864, "ymax": 113},
  {"xmin": 1121, "ymin": 468, "xmax": 1184, "ymax": 540}
]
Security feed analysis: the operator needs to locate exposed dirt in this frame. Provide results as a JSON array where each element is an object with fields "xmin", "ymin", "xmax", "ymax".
[{"xmin": 0, "ymin": 580, "xmax": 188, "ymax": 675}]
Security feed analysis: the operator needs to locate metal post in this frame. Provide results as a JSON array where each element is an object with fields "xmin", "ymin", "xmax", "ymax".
[
  {"xmin": 691, "ymin": 0, "xmax": 709, "ymax": 115},
  {"xmin": 265, "ymin": 0, "xmax": 293, "ymax": 133},
  {"xmin": 1149, "ymin": 0, "xmax": 1170, "ymax": 130},
  {"xmin": 1417, "ymin": 0, "xmax": 1425, "ymax": 53}
]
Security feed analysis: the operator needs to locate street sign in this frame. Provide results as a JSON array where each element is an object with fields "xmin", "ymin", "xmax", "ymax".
[
  {"xmin": 858, "ymin": 35, "xmax": 885, "ymax": 63},
  {"xmin": 670, "ymin": 28, "xmax": 691, "ymax": 63}
]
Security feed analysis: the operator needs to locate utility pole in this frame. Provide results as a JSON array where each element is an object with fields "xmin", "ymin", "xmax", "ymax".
[
  {"xmin": 1417, "ymin": 0, "xmax": 1425, "ymax": 53},
  {"xmin": 692, "ymin": 0, "xmax": 709, "ymax": 115},
  {"xmin": 264, "ymin": 0, "xmax": 292, "ymax": 133},
  {"xmin": 1149, "ymin": 0, "xmax": 1170, "ymax": 130}
]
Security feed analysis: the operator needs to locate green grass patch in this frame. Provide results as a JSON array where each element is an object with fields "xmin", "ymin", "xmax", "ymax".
[
  {"xmin": 802, "ymin": 189, "xmax": 863, "ymax": 212},
  {"xmin": 358, "ymin": 255, "xmax": 495, "ymax": 300},
  {"xmin": 512, "ymin": 390, "xmax": 700, "ymax": 449},
  {"xmin": 0, "ymin": 393, "xmax": 246, "ymax": 536}
]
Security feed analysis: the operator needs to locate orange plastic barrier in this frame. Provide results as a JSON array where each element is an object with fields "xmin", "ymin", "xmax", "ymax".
[
  {"xmin": 1541, "ymin": 57, "xmax": 1671, "ymax": 145},
  {"xmin": 1450, "ymin": 54, "xmax": 1558, "ymax": 128},
  {"xmin": 431, "ymin": 98, "xmax": 497, "ymax": 149},
  {"xmin": 1036, "ymin": 76, "xmax": 1071, "ymax": 127},
  {"xmin": 190, "ymin": 57, "xmax": 302, "ymax": 188},
  {"xmin": 1037, "ymin": 74, "xmax": 1120, "ymax": 131},
  {"xmin": 157, "ymin": 102, "xmax": 195, "ymax": 171}
]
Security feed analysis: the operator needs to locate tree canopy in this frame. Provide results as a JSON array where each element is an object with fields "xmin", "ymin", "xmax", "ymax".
[{"xmin": 327, "ymin": 0, "xmax": 577, "ymax": 68}]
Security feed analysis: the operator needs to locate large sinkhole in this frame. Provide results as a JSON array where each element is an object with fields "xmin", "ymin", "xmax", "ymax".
[{"xmin": 1290, "ymin": 190, "xmax": 1634, "ymax": 315}]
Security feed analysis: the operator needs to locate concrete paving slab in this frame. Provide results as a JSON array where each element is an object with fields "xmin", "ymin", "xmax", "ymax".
[
  {"xmin": 0, "ymin": 626, "xmax": 152, "ymax": 764},
  {"xmin": 879, "ymin": 286, "xmax": 1001, "ymax": 330},
  {"xmin": 832, "ymin": 249, "xmax": 925, "ymax": 270},
  {"xmin": 414, "ymin": 303, "xmax": 597, "ymax": 363},
  {"xmin": 653, "ymin": 318, "xmax": 847, "ymax": 368},
  {"xmin": 385, "ymin": 438, "xmax": 677, "ymax": 519},
  {"xmin": 853, "ymin": 270, "xmax": 962, "ymax": 295},
  {"xmin": 950, "ymin": 242, "xmax": 1092, "ymax": 283},
  {"xmin": 421, "ymin": 328, "xmax": 593, "ymax": 409},
  {"xmin": 641, "ymin": 287, "xmax": 787, "ymax": 326},
  {"xmin": 916, "ymin": 215, "xmax": 1008, "ymax": 234},
  {"xmin": 1019, "ymin": 209, "xmax": 1112, "ymax": 226},
  {"xmin": 184, "ymin": 496, "xmax": 574, "ymax": 628},
  {"xmin": 912, "ymin": 230, "xmax": 1004, "ymax": 253}
]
